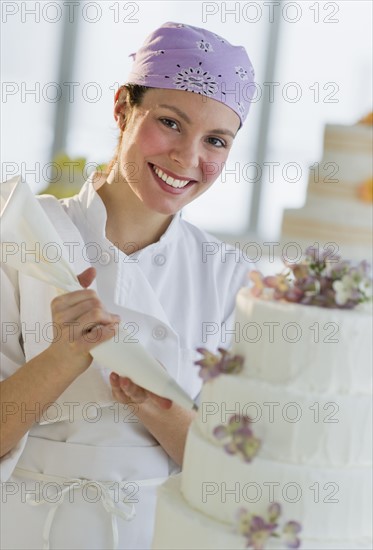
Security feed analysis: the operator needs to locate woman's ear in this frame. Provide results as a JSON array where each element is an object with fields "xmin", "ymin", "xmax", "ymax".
[{"xmin": 113, "ymin": 86, "xmax": 129, "ymax": 129}]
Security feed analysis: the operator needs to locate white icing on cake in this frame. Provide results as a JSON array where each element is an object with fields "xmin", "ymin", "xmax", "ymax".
[
  {"xmin": 233, "ymin": 289, "xmax": 372, "ymax": 395},
  {"xmin": 197, "ymin": 375, "xmax": 372, "ymax": 467},
  {"xmin": 181, "ymin": 422, "xmax": 371, "ymax": 539},
  {"xmin": 152, "ymin": 291, "xmax": 373, "ymax": 549},
  {"xmin": 153, "ymin": 476, "xmax": 373, "ymax": 550}
]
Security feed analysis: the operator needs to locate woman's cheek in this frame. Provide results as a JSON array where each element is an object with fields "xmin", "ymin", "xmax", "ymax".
[
  {"xmin": 139, "ymin": 123, "xmax": 170, "ymax": 156},
  {"xmin": 201, "ymin": 159, "xmax": 223, "ymax": 185}
]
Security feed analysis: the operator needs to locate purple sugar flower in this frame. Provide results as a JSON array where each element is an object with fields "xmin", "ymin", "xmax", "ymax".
[
  {"xmin": 246, "ymin": 516, "xmax": 277, "ymax": 550},
  {"xmin": 213, "ymin": 424, "xmax": 228, "ymax": 440},
  {"xmin": 213, "ymin": 414, "xmax": 261, "ymax": 462},
  {"xmin": 263, "ymin": 274, "xmax": 290, "ymax": 292},
  {"xmin": 305, "ymin": 245, "xmax": 340, "ymax": 265},
  {"xmin": 249, "ymin": 271, "xmax": 266, "ymax": 297},
  {"xmin": 283, "ymin": 520, "xmax": 302, "ymax": 549},
  {"xmin": 235, "ymin": 504, "xmax": 302, "ymax": 550},
  {"xmin": 291, "ymin": 263, "xmax": 309, "ymax": 280},
  {"xmin": 236, "ymin": 437, "xmax": 261, "ymax": 463},
  {"xmin": 283, "ymin": 287, "xmax": 304, "ymax": 303},
  {"xmin": 267, "ymin": 502, "xmax": 281, "ymax": 523},
  {"xmin": 236, "ymin": 508, "xmax": 252, "ymax": 535},
  {"xmin": 195, "ymin": 347, "xmax": 244, "ymax": 382}
]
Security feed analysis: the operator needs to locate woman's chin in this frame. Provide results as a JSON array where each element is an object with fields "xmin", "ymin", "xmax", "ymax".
[{"xmin": 142, "ymin": 194, "xmax": 183, "ymax": 217}]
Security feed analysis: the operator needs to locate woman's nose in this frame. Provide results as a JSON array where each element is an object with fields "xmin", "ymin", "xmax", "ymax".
[{"xmin": 169, "ymin": 138, "xmax": 201, "ymax": 169}]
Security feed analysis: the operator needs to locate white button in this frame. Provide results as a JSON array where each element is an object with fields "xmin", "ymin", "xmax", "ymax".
[
  {"xmin": 152, "ymin": 325, "xmax": 167, "ymax": 340},
  {"xmin": 99, "ymin": 252, "xmax": 111, "ymax": 265},
  {"xmin": 153, "ymin": 253, "xmax": 166, "ymax": 266}
]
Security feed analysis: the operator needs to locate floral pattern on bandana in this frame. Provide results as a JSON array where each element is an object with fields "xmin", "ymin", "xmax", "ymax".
[
  {"xmin": 169, "ymin": 64, "xmax": 219, "ymax": 96},
  {"xmin": 237, "ymin": 102, "xmax": 246, "ymax": 116},
  {"xmin": 235, "ymin": 66, "xmax": 249, "ymax": 81},
  {"xmin": 196, "ymin": 40, "xmax": 214, "ymax": 53}
]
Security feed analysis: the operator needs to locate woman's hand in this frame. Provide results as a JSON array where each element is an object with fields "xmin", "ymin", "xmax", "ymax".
[
  {"xmin": 110, "ymin": 373, "xmax": 195, "ymax": 466},
  {"xmin": 47, "ymin": 267, "xmax": 120, "ymax": 374},
  {"xmin": 109, "ymin": 372, "xmax": 173, "ymax": 410}
]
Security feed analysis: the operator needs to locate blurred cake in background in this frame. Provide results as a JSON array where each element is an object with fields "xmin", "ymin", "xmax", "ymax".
[
  {"xmin": 281, "ymin": 114, "xmax": 373, "ymax": 262},
  {"xmin": 41, "ymin": 152, "xmax": 107, "ymax": 198}
]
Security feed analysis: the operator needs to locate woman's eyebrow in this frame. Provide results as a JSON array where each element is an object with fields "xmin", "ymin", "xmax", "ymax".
[{"xmin": 158, "ymin": 104, "xmax": 236, "ymax": 138}]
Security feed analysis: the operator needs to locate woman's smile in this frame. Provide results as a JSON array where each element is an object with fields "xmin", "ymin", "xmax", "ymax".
[{"xmin": 148, "ymin": 162, "xmax": 197, "ymax": 194}]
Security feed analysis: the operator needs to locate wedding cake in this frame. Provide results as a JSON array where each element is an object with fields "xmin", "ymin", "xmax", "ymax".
[
  {"xmin": 281, "ymin": 115, "xmax": 373, "ymax": 262},
  {"xmin": 152, "ymin": 250, "xmax": 372, "ymax": 550}
]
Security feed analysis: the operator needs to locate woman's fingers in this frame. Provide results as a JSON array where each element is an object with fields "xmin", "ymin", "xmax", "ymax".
[
  {"xmin": 83, "ymin": 321, "xmax": 119, "ymax": 346},
  {"xmin": 109, "ymin": 374, "xmax": 173, "ymax": 409},
  {"xmin": 47, "ymin": 268, "xmax": 122, "ymax": 372},
  {"xmin": 52, "ymin": 296, "xmax": 105, "ymax": 324},
  {"xmin": 119, "ymin": 377, "xmax": 147, "ymax": 402},
  {"xmin": 73, "ymin": 307, "xmax": 120, "ymax": 331},
  {"xmin": 147, "ymin": 392, "xmax": 173, "ymax": 409},
  {"xmin": 52, "ymin": 300, "xmax": 119, "ymax": 341},
  {"xmin": 77, "ymin": 267, "xmax": 97, "ymax": 288},
  {"xmin": 49, "ymin": 279, "xmax": 121, "ymax": 362},
  {"xmin": 51, "ymin": 289, "xmax": 98, "ymax": 314}
]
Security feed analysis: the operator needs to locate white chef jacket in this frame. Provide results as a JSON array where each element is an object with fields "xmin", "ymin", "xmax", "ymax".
[{"xmin": 0, "ymin": 173, "xmax": 251, "ymax": 550}]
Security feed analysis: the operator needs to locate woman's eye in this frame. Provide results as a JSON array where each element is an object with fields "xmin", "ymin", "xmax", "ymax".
[
  {"xmin": 208, "ymin": 137, "xmax": 226, "ymax": 148},
  {"xmin": 160, "ymin": 118, "xmax": 178, "ymax": 130}
]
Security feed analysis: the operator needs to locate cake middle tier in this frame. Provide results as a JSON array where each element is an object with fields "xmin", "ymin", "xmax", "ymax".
[
  {"xmin": 232, "ymin": 291, "xmax": 372, "ymax": 395},
  {"xmin": 181, "ymin": 422, "xmax": 372, "ymax": 541},
  {"xmin": 197, "ymin": 375, "xmax": 372, "ymax": 467}
]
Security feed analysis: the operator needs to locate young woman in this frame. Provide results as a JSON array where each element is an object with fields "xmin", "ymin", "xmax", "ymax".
[{"xmin": 0, "ymin": 22, "xmax": 255, "ymax": 550}]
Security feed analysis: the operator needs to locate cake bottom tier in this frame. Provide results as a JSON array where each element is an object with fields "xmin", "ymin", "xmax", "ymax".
[
  {"xmin": 152, "ymin": 475, "xmax": 372, "ymax": 550},
  {"xmin": 181, "ymin": 423, "xmax": 372, "ymax": 540}
]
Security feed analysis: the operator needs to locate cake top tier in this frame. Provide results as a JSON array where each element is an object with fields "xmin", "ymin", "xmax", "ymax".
[{"xmin": 324, "ymin": 122, "xmax": 372, "ymax": 154}]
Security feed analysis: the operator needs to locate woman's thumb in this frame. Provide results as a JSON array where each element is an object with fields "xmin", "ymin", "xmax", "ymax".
[{"xmin": 77, "ymin": 267, "xmax": 96, "ymax": 288}]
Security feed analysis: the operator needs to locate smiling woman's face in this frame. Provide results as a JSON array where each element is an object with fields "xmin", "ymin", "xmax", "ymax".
[{"xmin": 114, "ymin": 87, "xmax": 241, "ymax": 216}]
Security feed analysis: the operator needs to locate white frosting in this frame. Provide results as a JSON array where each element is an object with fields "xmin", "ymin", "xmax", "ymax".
[
  {"xmin": 181, "ymin": 423, "xmax": 372, "ymax": 540},
  {"xmin": 153, "ymin": 475, "xmax": 373, "ymax": 550},
  {"xmin": 153, "ymin": 475, "xmax": 247, "ymax": 550},
  {"xmin": 233, "ymin": 290, "xmax": 372, "ymax": 395},
  {"xmin": 197, "ymin": 375, "xmax": 372, "ymax": 467},
  {"xmin": 152, "ymin": 285, "xmax": 373, "ymax": 549}
]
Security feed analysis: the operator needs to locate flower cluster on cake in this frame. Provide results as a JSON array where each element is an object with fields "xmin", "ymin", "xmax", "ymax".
[{"xmin": 249, "ymin": 246, "xmax": 372, "ymax": 309}]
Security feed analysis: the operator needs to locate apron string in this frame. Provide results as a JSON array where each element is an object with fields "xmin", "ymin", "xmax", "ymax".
[{"xmin": 13, "ymin": 466, "xmax": 167, "ymax": 550}]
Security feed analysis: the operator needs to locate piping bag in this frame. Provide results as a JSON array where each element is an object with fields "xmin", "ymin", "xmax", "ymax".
[{"xmin": 0, "ymin": 176, "xmax": 197, "ymax": 410}]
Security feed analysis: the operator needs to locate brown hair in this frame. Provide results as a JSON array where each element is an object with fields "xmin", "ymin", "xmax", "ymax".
[{"xmin": 104, "ymin": 84, "xmax": 150, "ymax": 176}]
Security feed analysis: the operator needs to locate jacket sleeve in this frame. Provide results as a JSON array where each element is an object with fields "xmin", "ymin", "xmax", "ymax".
[{"xmin": 0, "ymin": 263, "xmax": 29, "ymax": 481}]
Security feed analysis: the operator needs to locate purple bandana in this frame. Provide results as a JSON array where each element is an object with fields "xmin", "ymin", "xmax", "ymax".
[{"xmin": 126, "ymin": 22, "xmax": 255, "ymax": 127}]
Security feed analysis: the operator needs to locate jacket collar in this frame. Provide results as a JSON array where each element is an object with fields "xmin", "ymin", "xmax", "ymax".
[{"xmin": 76, "ymin": 172, "xmax": 182, "ymax": 254}]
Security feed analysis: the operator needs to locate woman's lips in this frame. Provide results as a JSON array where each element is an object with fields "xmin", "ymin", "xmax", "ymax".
[{"xmin": 148, "ymin": 163, "xmax": 196, "ymax": 194}]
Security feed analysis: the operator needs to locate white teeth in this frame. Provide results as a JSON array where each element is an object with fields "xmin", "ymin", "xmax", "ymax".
[{"xmin": 152, "ymin": 165, "xmax": 190, "ymax": 188}]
